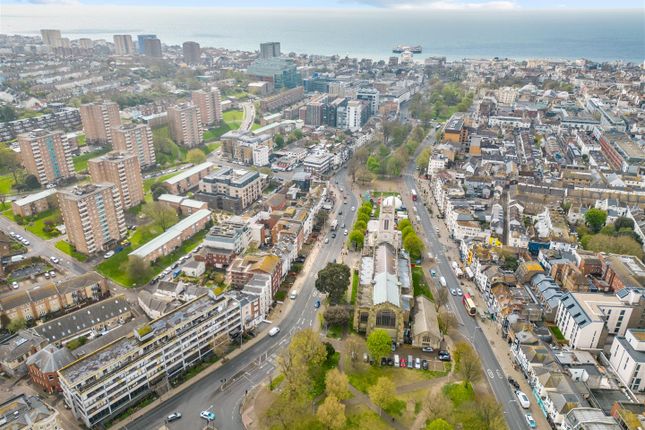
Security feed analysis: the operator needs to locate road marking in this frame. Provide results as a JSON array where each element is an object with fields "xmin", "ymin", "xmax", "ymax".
[
  {"xmin": 497, "ymin": 370, "xmax": 504, "ymax": 379},
  {"xmin": 487, "ymin": 369, "xmax": 494, "ymax": 379}
]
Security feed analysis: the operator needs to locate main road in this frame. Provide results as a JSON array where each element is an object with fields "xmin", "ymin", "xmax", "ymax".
[
  {"xmin": 128, "ymin": 169, "xmax": 358, "ymax": 430},
  {"xmin": 403, "ymin": 138, "xmax": 529, "ymax": 430}
]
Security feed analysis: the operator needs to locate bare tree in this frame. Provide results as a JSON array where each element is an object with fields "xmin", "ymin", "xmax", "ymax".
[
  {"xmin": 142, "ymin": 201, "xmax": 179, "ymax": 231},
  {"xmin": 437, "ymin": 310, "xmax": 457, "ymax": 336},
  {"xmin": 435, "ymin": 287, "xmax": 449, "ymax": 309}
]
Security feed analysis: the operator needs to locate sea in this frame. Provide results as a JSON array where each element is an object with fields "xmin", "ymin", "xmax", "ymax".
[{"xmin": 2, "ymin": 6, "xmax": 644, "ymax": 63}]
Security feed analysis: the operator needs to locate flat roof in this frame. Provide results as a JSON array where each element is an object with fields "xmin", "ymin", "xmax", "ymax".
[
  {"xmin": 164, "ymin": 162, "xmax": 214, "ymax": 185},
  {"xmin": 13, "ymin": 188, "xmax": 57, "ymax": 207},
  {"xmin": 129, "ymin": 209, "xmax": 211, "ymax": 259}
]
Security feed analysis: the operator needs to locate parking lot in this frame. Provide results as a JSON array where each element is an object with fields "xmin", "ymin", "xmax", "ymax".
[{"xmin": 375, "ymin": 344, "xmax": 450, "ymax": 372}]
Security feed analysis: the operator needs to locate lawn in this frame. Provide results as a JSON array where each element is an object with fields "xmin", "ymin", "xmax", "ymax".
[
  {"xmin": 76, "ymin": 134, "xmax": 86, "ymax": 147},
  {"xmin": 347, "ymin": 363, "xmax": 442, "ymax": 394},
  {"xmin": 204, "ymin": 142, "xmax": 221, "ymax": 154},
  {"xmin": 345, "ymin": 404, "xmax": 392, "ymax": 430},
  {"xmin": 443, "ymin": 382, "xmax": 475, "ymax": 406},
  {"xmin": 143, "ymin": 172, "xmax": 178, "ymax": 193},
  {"xmin": 23, "ymin": 209, "xmax": 62, "ymax": 239},
  {"xmin": 549, "ymin": 325, "xmax": 566, "ymax": 341},
  {"xmin": 350, "ymin": 269, "xmax": 359, "ymax": 305},
  {"xmin": 223, "ymin": 109, "xmax": 243, "ymax": 125},
  {"xmin": 55, "ymin": 240, "xmax": 88, "ymax": 262},
  {"xmin": 73, "ymin": 147, "xmax": 110, "ymax": 172},
  {"xmin": 269, "ymin": 373, "xmax": 285, "ymax": 391},
  {"xmin": 203, "ymin": 109, "xmax": 244, "ymax": 142},
  {"xmin": 0, "ymin": 174, "xmax": 15, "ymax": 194},
  {"xmin": 411, "ymin": 266, "xmax": 433, "ymax": 300},
  {"xmin": 251, "ymin": 122, "xmax": 261, "ymax": 131}
]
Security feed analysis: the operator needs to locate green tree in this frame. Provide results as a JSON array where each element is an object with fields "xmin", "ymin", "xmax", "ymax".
[
  {"xmin": 368, "ymin": 376, "xmax": 397, "ymax": 415},
  {"xmin": 316, "ymin": 395, "xmax": 346, "ymax": 430},
  {"xmin": 142, "ymin": 201, "xmax": 179, "ymax": 231},
  {"xmin": 453, "ymin": 341, "xmax": 483, "ymax": 386},
  {"xmin": 348, "ymin": 230, "xmax": 364, "ymax": 250},
  {"xmin": 353, "ymin": 220, "xmax": 367, "ymax": 232},
  {"xmin": 401, "ymin": 225, "xmax": 415, "ymax": 241},
  {"xmin": 24, "ymin": 174, "xmax": 40, "ymax": 189},
  {"xmin": 584, "ymin": 208, "xmax": 607, "ymax": 233},
  {"xmin": 315, "ymin": 263, "xmax": 351, "ymax": 304},
  {"xmin": 274, "ymin": 133, "xmax": 285, "ymax": 150},
  {"xmin": 186, "ymin": 148, "xmax": 206, "ymax": 164},
  {"xmin": 0, "ymin": 146, "xmax": 22, "ymax": 183},
  {"xmin": 416, "ymin": 148, "xmax": 431, "ymax": 172},
  {"xmin": 403, "ymin": 233, "xmax": 425, "ymax": 260},
  {"xmin": 614, "ymin": 216, "xmax": 635, "ymax": 231},
  {"xmin": 398, "ymin": 219, "xmax": 412, "ymax": 231},
  {"xmin": 367, "ymin": 156, "xmax": 381, "ymax": 174},
  {"xmin": 476, "ymin": 395, "xmax": 506, "ymax": 430},
  {"xmin": 385, "ymin": 155, "xmax": 403, "ymax": 176},
  {"xmin": 586, "ymin": 234, "xmax": 644, "ymax": 260},
  {"xmin": 7, "ymin": 318, "xmax": 26, "ymax": 333},
  {"xmin": 0, "ymin": 105, "xmax": 17, "ymax": 122},
  {"xmin": 325, "ymin": 368, "xmax": 350, "ymax": 400},
  {"xmin": 366, "ymin": 329, "xmax": 392, "ymax": 362},
  {"xmin": 127, "ymin": 256, "xmax": 152, "ymax": 285},
  {"xmin": 323, "ymin": 306, "xmax": 351, "ymax": 327},
  {"xmin": 427, "ymin": 418, "xmax": 454, "ymax": 430},
  {"xmin": 437, "ymin": 310, "xmax": 457, "ymax": 336}
]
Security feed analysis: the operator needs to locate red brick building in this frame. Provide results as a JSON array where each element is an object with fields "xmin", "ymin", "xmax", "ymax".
[{"xmin": 25, "ymin": 345, "xmax": 74, "ymax": 393}]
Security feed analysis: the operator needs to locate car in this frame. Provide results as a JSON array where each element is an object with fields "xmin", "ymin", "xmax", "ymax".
[
  {"xmin": 167, "ymin": 412, "xmax": 182, "ymax": 422},
  {"xmin": 457, "ymin": 289, "xmax": 463, "ymax": 296},
  {"xmin": 44, "ymin": 272, "xmax": 50, "ymax": 279},
  {"xmin": 103, "ymin": 251, "xmax": 115, "ymax": 259},
  {"xmin": 421, "ymin": 359, "xmax": 429, "ymax": 370},
  {"xmin": 50, "ymin": 256, "xmax": 60, "ymax": 264},
  {"xmin": 387, "ymin": 357, "xmax": 394, "ymax": 366},
  {"xmin": 324, "ymin": 237, "xmax": 329, "ymax": 244},
  {"xmin": 351, "ymin": 206, "xmax": 355, "ymax": 212},
  {"xmin": 289, "ymin": 290, "xmax": 297, "ymax": 300},
  {"xmin": 450, "ymin": 289, "xmax": 457, "ymax": 296},
  {"xmin": 331, "ymin": 233, "xmax": 336, "ymax": 238},
  {"xmin": 525, "ymin": 413, "xmax": 537, "ymax": 428},
  {"xmin": 11, "ymin": 281, "xmax": 18, "ymax": 289},
  {"xmin": 22, "ymin": 239, "xmax": 30, "ymax": 246},
  {"xmin": 380, "ymin": 357, "xmax": 387, "ymax": 366},
  {"xmin": 49, "ymin": 271, "xmax": 56, "ymax": 278},
  {"xmin": 268, "ymin": 327, "xmax": 280, "ymax": 337},
  {"xmin": 400, "ymin": 358, "xmax": 406, "ymax": 368},
  {"xmin": 394, "ymin": 354, "xmax": 400, "ymax": 366},
  {"xmin": 9, "ymin": 232, "xmax": 15, "ymax": 237},
  {"xmin": 515, "ymin": 390, "xmax": 530, "ymax": 409},
  {"xmin": 343, "ymin": 229, "xmax": 348, "ymax": 236},
  {"xmin": 430, "ymin": 269, "xmax": 436, "ymax": 277},
  {"xmin": 508, "ymin": 377, "xmax": 520, "ymax": 390},
  {"xmin": 407, "ymin": 355, "xmax": 413, "ymax": 369},
  {"xmin": 314, "ymin": 299, "xmax": 321, "ymax": 308},
  {"xmin": 391, "ymin": 343, "xmax": 396, "ymax": 352},
  {"xmin": 343, "ymin": 200, "xmax": 347, "ymax": 205},
  {"xmin": 438, "ymin": 351, "xmax": 452, "ymax": 361},
  {"xmin": 200, "ymin": 411, "xmax": 216, "ymax": 421},
  {"xmin": 341, "ymin": 223, "xmax": 346, "ymax": 228},
  {"xmin": 422, "ymin": 347, "xmax": 434, "ymax": 353},
  {"xmin": 415, "ymin": 357, "xmax": 421, "ymax": 369}
]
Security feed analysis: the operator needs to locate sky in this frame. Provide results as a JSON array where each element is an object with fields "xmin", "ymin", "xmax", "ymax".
[{"xmin": 4, "ymin": 0, "xmax": 643, "ymax": 8}]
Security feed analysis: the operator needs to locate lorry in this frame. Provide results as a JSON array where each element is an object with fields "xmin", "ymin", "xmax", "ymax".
[
  {"xmin": 330, "ymin": 219, "xmax": 338, "ymax": 231},
  {"xmin": 439, "ymin": 276, "xmax": 447, "ymax": 287}
]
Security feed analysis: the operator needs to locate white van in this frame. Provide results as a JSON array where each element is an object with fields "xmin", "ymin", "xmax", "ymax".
[
  {"xmin": 516, "ymin": 390, "xmax": 530, "ymax": 409},
  {"xmin": 394, "ymin": 354, "xmax": 400, "ymax": 367},
  {"xmin": 268, "ymin": 327, "xmax": 280, "ymax": 337},
  {"xmin": 289, "ymin": 290, "xmax": 297, "ymax": 300}
]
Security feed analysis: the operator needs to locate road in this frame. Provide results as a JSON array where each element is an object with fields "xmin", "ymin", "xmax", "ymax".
[
  {"xmin": 239, "ymin": 102, "xmax": 255, "ymax": 132},
  {"xmin": 403, "ymin": 142, "xmax": 528, "ymax": 429},
  {"xmin": 128, "ymin": 169, "xmax": 358, "ymax": 430}
]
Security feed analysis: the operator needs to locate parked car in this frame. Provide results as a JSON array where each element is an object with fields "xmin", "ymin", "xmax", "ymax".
[
  {"xmin": 103, "ymin": 251, "xmax": 115, "ymax": 259},
  {"xmin": 11, "ymin": 281, "xmax": 18, "ymax": 289},
  {"xmin": 421, "ymin": 359, "xmax": 429, "ymax": 370},
  {"xmin": 351, "ymin": 206, "xmax": 355, "ymax": 212},
  {"xmin": 9, "ymin": 232, "xmax": 15, "ymax": 237},
  {"xmin": 44, "ymin": 272, "xmax": 50, "ymax": 279},
  {"xmin": 407, "ymin": 355, "xmax": 413, "ymax": 369},
  {"xmin": 200, "ymin": 411, "xmax": 215, "ymax": 421},
  {"xmin": 49, "ymin": 271, "xmax": 56, "ymax": 278},
  {"xmin": 515, "ymin": 390, "xmax": 530, "ymax": 409},
  {"xmin": 438, "ymin": 351, "xmax": 451, "ymax": 361},
  {"xmin": 456, "ymin": 289, "xmax": 463, "ymax": 296},
  {"xmin": 380, "ymin": 357, "xmax": 387, "ymax": 366},
  {"xmin": 289, "ymin": 290, "xmax": 297, "ymax": 300},
  {"xmin": 268, "ymin": 327, "xmax": 280, "ymax": 337},
  {"xmin": 314, "ymin": 299, "xmax": 321, "ymax": 309},
  {"xmin": 324, "ymin": 237, "xmax": 329, "ymax": 244},
  {"xmin": 422, "ymin": 347, "xmax": 434, "ymax": 353},
  {"xmin": 525, "ymin": 413, "xmax": 537, "ymax": 428},
  {"xmin": 50, "ymin": 256, "xmax": 60, "ymax": 264},
  {"xmin": 22, "ymin": 239, "xmax": 30, "ymax": 246},
  {"xmin": 387, "ymin": 357, "xmax": 394, "ymax": 366},
  {"xmin": 331, "ymin": 233, "xmax": 336, "ymax": 238},
  {"xmin": 400, "ymin": 358, "xmax": 406, "ymax": 368},
  {"xmin": 167, "ymin": 412, "xmax": 182, "ymax": 422},
  {"xmin": 343, "ymin": 229, "xmax": 348, "ymax": 236},
  {"xmin": 508, "ymin": 377, "xmax": 520, "ymax": 390},
  {"xmin": 415, "ymin": 357, "xmax": 421, "ymax": 369},
  {"xmin": 394, "ymin": 354, "xmax": 400, "ymax": 367},
  {"xmin": 450, "ymin": 289, "xmax": 457, "ymax": 296}
]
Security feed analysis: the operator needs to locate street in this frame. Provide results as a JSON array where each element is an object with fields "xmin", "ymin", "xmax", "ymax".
[{"xmin": 127, "ymin": 169, "xmax": 358, "ymax": 430}]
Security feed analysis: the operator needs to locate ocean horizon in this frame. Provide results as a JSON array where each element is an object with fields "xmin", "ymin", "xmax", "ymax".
[{"xmin": 2, "ymin": 5, "xmax": 644, "ymax": 63}]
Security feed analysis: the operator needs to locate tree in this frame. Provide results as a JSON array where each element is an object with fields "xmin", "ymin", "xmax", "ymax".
[
  {"xmin": 0, "ymin": 147, "xmax": 21, "ymax": 183},
  {"xmin": 416, "ymin": 148, "xmax": 431, "ymax": 172},
  {"xmin": 357, "ymin": 212, "xmax": 370, "ymax": 225},
  {"xmin": 585, "ymin": 234, "xmax": 644, "ymax": 260},
  {"xmin": 324, "ymin": 306, "xmax": 351, "ymax": 327},
  {"xmin": 315, "ymin": 263, "xmax": 351, "ymax": 305},
  {"xmin": 385, "ymin": 155, "xmax": 403, "ymax": 176},
  {"xmin": 355, "ymin": 166, "xmax": 374, "ymax": 185},
  {"xmin": 348, "ymin": 230, "xmax": 364, "ymax": 250},
  {"xmin": 367, "ymin": 156, "xmax": 381, "ymax": 174},
  {"xmin": 398, "ymin": 219, "xmax": 412, "ymax": 231},
  {"xmin": 24, "ymin": 174, "xmax": 40, "ymax": 189},
  {"xmin": 142, "ymin": 201, "xmax": 178, "ymax": 231},
  {"xmin": 317, "ymin": 394, "xmax": 346, "ymax": 429},
  {"xmin": 401, "ymin": 225, "xmax": 415, "ymax": 241},
  {"xmin": 325, "ymin": 368, "xmax": 350, "ymax": 400},
  {"xmin": 403, "ymin": 233, "xmax": 425, "ymax": 260},
  {"xmin": 424, "ymin": 391, "xmax": 453, "ymax": 422},
  {"xmin": 453, "ymin": 341, "xmax": 483, "ymax": 386},
  {"xmin": 128, "ymin": 256, "xmax": 152, "ymax": 285},
  {"xmin": 366, "ymin": 329, "xmax": 392, "ymax": 362},
  {"xmin": 368, "ymin": 377, "xmax": 396, "ymax": 414},
  {"xmin": 345, "ymin": 334, "xmax": 363, "ymax": 368},
  {"xmin": 427, "ymin": 418, "xmax": 454, "ymax": 430},
  {"xmin": 186, "ymin": 148, "xmax": 206, "ymax": 164},
  {"xmin": 435, "ymin": 288, "xmax": 449, "ymax": 310},
  {"xmin": 7, "ymin": 318, "xmax": 26, "ymax": 333},
  {"xmin": 0, "ymin": 105, "xmax": 17, "ymax": 122},
  {"xmin": 614, "ymin": 216, "xmax": 635, "ymax": 231},
  {"xmin": 274, "ymin": 133, "xmax": 285, "ymax": 150},
  {"xmin": 278, "ymin": 329, "xmax": 327, "ymax": 398},
  {"xmin": 353, "ymin": 220, "xmax": 367, "ymax": 232},
  {"xmin": 476, "ymin": 395, "xmax": 506, "ymax": 430},
  {"xmin": 437, "ymin": 310, "xmax": 457, "ymax": 336},
  {"xmin": 585, "ymin": 208, "xmax": 607, "ymax": 233},
  {"xmin": 315, "ymin": 210, "xmax": 329, "ymax": 228}
]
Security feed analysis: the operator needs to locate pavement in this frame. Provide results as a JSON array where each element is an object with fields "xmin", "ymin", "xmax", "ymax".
[
  {"xmin": 402, "ymin": 137, "xmax": 532, "ymax": 430},
  {"xmin": 239, "ymin": 102, "xmax": 255, "ymax": 132},
  {"xmin": 122, "ymin": 169, "xmax": 358, "ymax": 430}
]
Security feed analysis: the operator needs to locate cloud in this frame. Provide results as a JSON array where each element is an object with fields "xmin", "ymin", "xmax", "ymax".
[
  {"xmin": 347, "ymin": 0, "xmax": 519, "ymax": 9},
  {"xmin": 14, "ymin": 0, "xmax": 80, "ymax": 4}
]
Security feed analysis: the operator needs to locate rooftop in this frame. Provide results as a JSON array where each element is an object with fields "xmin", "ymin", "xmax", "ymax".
[
  {"xmin": 13, "ymin": 188, "xmax": 57, "ymax": 207},
  {"xmin": 0, "ymin": 394, "xmax": 58, "ymax": 429},
  {"xmin": 164, "ymin": 162, "xmax": 214, "ymax": 185}
]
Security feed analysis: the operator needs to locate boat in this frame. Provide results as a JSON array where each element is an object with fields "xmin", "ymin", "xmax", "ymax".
[{"xmin": 393, "ymin": 45, "xmax": 422, "ymax": 54}]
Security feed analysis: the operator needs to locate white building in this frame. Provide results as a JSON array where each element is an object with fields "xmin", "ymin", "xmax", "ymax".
[
  {"xmin": 242, "ymin": 273, "xmax": 272, "ymax": 319},
  {"xmin": 427, "ymin": 154, "xmax": 447, "ymax": 175},
  {"xmin": 609, "ymin": 328, "xmax": 645, "ymax": 393},
  {"xmin": 346, "ymin": 100, "xmax": 364, "ymax": 132}
]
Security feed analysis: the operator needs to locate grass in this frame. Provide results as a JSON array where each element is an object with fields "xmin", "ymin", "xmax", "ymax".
[
  {"xmin": 0, "ymin": 175, "xmax": 15, "ymax": 194},
  {"xmin": 204, "ymin": 141, "xmax": 221, "ymax": 154},
  {"xmin": 143, "ymin": 172, "xmax": 177, "ymax": 193},
  {"xmin": 3, "ymin": 208, "xmax": 16, "ymax": 221},
  {"xmin": 203, "ymin": 109, "xmax": 244, "ymax": 142},
  {"xmin": 76, "ymin": 134, "xmax": 86, "ymax": 147},
  {"xmin": 549, "ymin": 325, "xmax": 566, "ymax": 341},
  {"xmin": 411, "ymin": 266, "xmax": 433, "ymax": 300},
  {"xmin": 203, "ymin": 124, "xmax": 232, "ymax": 142},
  {"xmin": 443, "ymin": 382, "xmax": 475, "ymax": 406},
  {"xmin": 347, "ymin": 363, "xmax": 442, "ymax": 394},
  {"xmin": 223, "ymin": 109, "xmax": 243, "ymax": 123},
  {"xmin": 152, "ymin": 126, "xmax": 188, "ymax": 165},
  {"xmin": 251, "ymin": 122, "xmax": 261, "ymax": 131},
  {"xmin": 310, "ymin": 351, "xmax": 340, "ymax": 398},
  {"xmin": 345, "ymin": 405, "xmax": 392, "ymax": 430},
  {"xmin": 55, "ymin": 240, "xmax": 88, "ymax": 262},
  {"xmin": 73, "ymin": 147, "xmax": 110, "ymax": 172},
  {"xmin": 23, "ymin": 208, "xmax": 62, "ymax": 239},
  {"xmin": 384, "ymin": 398, "xmax": 406, "ymax": 417},
  {"xmin": 351, "ymin": 269, "xmax": 359, "ymax": 305},
  {"xmin": 269, "ymin": 374, "xmax": 285, "ymax": 391}
]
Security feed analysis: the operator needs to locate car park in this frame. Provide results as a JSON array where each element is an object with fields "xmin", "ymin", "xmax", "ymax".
[
  {"xmin": 516, "ymin": 390, "xmax": 531, "ymax": 409},
  {"xmin": 525, "ymin": 413, "xmax": 537, "ymax": 428},
  {"xmin": 200, "ymin": 411, "xmax": 215, "ymax": 421},
  {"xmin": 167, "ymin": 412, "xmax": 182, "ymax": 422},
  {"xmin": 268, "ymin": 327, "xmax": 280, "ymax": 336}
]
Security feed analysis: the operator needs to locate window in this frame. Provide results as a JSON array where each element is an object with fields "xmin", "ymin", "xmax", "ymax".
[{"xmin": 375, "ymin": 310, "xmax": 396, "ymax": 328}]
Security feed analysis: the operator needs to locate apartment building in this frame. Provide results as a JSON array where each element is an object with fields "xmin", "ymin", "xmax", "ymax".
[
  {"xmin": 113, "ymin": 35, "xmax": 136, "ymax": 55},
  {"xmin": 609, "ymin": 328, "xmax": 645, "ymax": 393},
  {"xmin": 80, "ymin": 102, "xmax": 121, "ymax": 146},
  {"xmin": 18, "ymin": 129, "xmax": 74, "ymax": 186},
  {"xmin": 59, "ymin": 293, "xmax": 243, "ymax": 428},
  {"xmin": 88, "ymin": 151, "xmax": 144, "ymax": 210},
  {"xmin": 203, "ymin": 220, "xmax": 252, "ymax": 255},
  {"xmin": 182, "ymin": 41, "xmax": 201, "ymax": 64},
  {"xmin": 197, "ymin": 167, "xmax": 264, "ymax": 213},
  {"xmin": 128, "ymin": 209, "xmax": 211, "ymax": 262},
  {"xmin": 192, "ymin": 88, "xmax": 222, "ymax": 126},
  {"xmin": 303, "ymin": 152, "xmax": 333, "ymax": 175},
  {"xmin": 163, "ymin": 161, "xmax": 214, "ymax": 194},
  {"xmin": 260, "ymin": 87, "xmax": 305, "ymax": 112},
  {"xmin": 40, "ymin": 29, "xmax": 62, "ymax": 47},
  {"xmin": 221, "ymin": 131, "xmax": 272, "ymax": 166},
  {"xmin": 111, "ymin": 123, "xmax": 156, "ymax": 168},
  {"xmin": 167, "ymin": 103, "xmax": 203, "ymax": 148},
  {"xmin": 11, "ymin": 188, "xmax": 57, "ymax": 217},
  {"xmin": 143, "ymin": 38, "xmax": 162, "ymax": 58},
  {"xmin": 346, "ymin": 100, "xmax": 366, "ymax": 131},
  {"xmin": 0, "ymin": 394, "xmax": 62, "ymax": 429},
  {"xmin": 58, "ymin": 184, "xmax": 127, "ymax": 255}
]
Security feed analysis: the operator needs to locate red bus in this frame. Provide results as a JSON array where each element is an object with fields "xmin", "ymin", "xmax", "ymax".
[
  {"xmin": 462, "ymin": 293, "xmax": 476, "ymax": 317},
  {"xmin": 411, "ymin": 189, "xmax": 418, "ymax": 201}
]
